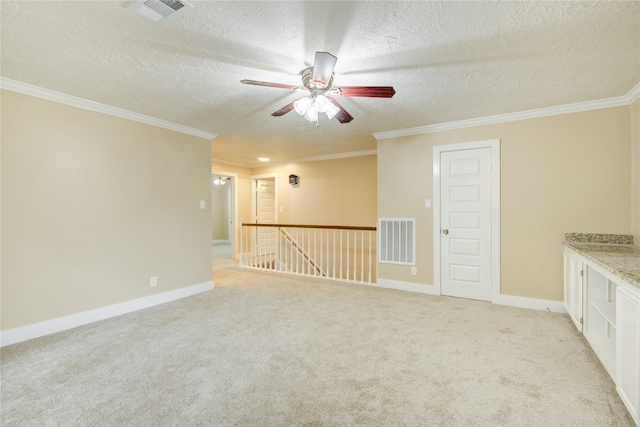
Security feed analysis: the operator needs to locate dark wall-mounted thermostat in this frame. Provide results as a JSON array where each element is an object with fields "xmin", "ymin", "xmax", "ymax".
[{"xmin": 289, "ymin": 174, "xmax": 299, "ymax": 186}]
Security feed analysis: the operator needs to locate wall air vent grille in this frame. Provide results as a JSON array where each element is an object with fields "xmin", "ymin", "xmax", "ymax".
[
  {"xmin": 379, "ymin": 218, "xmax": 416, "ymax": 265},
  {"xmin": 127, "ymin": 0, "xmax": 193, "ymax": 23}
]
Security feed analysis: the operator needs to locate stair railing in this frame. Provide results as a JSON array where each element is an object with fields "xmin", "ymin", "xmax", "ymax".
[{"xmin": 240, "ymin": 222, "xmax": 377, "ymax": 285}]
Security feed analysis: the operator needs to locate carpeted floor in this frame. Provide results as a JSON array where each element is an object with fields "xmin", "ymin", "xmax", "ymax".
[
  {"xmin": 212, "ymin": 242, "xmax": 236, "ymax": 272},
  {"xmin": 212, "ymin": 242, "xmax": 232, "ymax": 260},
  {"xmin": 1, "ymin": 258, "xmax": 635, "ymax": 426}
]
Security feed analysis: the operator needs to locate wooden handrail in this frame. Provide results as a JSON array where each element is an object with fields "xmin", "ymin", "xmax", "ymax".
[{"xmin": 242, "ymin": 223, "xmax": 376, "ymax": 231}]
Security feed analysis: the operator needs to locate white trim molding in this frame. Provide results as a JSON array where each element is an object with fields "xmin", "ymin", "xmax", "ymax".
[
  {"xmin": 0, "ymin": 281, "xmax": 214, "ymax": 347},
  {"xmin": 374, "ymin": 82, "xmax": 640, "ymax": 140},
  {"xmin": 627, "ymin": 82, "xmax": 640, "ymax": 104},
  {"xmin": 0, "ymin": 78, "xmax": 216, "ymax": 140},
  {"xmin": 375, "ymin": 278, "xmax": 440, "ymax": 296},
  {"xmin": 212, "ymin": 149, "xmax": 377, "ymax": 169},
  {"xmin": 374, "ymin": 278, "xmax": 564, "ymax": 313},
  {"xmin": 282, "ymin": 149, "xmax": 377, "ymax": 165},
  {"xmin": 494, "ymin": 294, "xmax": 566, "ymax": 313}
]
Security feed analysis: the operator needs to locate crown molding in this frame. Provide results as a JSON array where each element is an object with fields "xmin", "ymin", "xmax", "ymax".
[
  {"xmin": 212, "ymin": 149, "xmax": 377, "ymax": 169},
  {"xmin": 0, "ymin": 78, "xmax": 217, "ymax": 140},
  {"xmin": 211, "ymin": 158, "xmax": 253, "ymax": 168},
  {"xmin": 374, "ymin": 82, "xmax": 640, "ymax": 140},
  {"xmin": 627, "ymin": 82, "xmax": 640, "ymax": 104},
  {"xmin": 280, "ymin": 149, "xmax": 377, "ymax": 166}
]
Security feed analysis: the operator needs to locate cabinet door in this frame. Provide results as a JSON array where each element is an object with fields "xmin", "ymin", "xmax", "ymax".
[
  {"xmin": 564, "ymin": 252, "xmax": 583, "ymax": 331},
  {"xmin": 616, "ymin": 286, "xmax": 639, "ymax": 424}
]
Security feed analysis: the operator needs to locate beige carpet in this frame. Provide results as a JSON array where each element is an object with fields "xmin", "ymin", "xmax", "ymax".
[{"xmin": 1, "ymin": 261, "xmax": 635, "ymax": 426}]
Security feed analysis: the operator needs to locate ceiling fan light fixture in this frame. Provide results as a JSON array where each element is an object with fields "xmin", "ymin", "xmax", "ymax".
[
  {"xmin": 325, "ymin": 101, "xmax": 340, "ymax": 120},
  {"xmin": 212, "ymin": 175, "xmax": 228, "ymax": 186},
  {"xmin": 315, "ymin": 95, "xmax": 330, "ymax": 113},
  {"xmin": 294, "ymin": 94, "xmax": 339, "ymax": 123},
  {"xmin": 294, "ymin": 97, "xmax": 313, "ymax": 115},
  {"xmin": 303, "ymin": 104, "xmax": 319, "ymax": 122}
]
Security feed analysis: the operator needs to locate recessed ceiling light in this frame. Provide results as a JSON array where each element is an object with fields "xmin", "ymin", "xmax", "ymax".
[{"xmin": 258, "ymin": 157, "xmax": 270, "ymax": 162}]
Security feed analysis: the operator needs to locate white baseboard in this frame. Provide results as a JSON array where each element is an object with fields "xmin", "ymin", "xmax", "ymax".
[
  {"xmin": 212, "ymin": 240, "xmax": 230, "ymax": 244},
  {"xmin": 375, "ymin": 278, "xmax": 566, "ymax": 313},
  {"xmin": 375, "ymin": 278, "xmax": 440, "ymax": 295},
  {"xmin": 493, "ymin": 294, "xmax": 566, "ymax": 313},
  {"xmin": 0, "ymin": 280, "xmax": 214, "ymax": 347}
]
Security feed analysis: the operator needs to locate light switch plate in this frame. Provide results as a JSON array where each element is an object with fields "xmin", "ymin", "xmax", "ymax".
[
  {"xmin": 425, "ymin": 199, "xmax": 432, "ymax": 209},
  {"xmin": 199, "ymin": 200, "xmax": 206, "ymax": 209}
]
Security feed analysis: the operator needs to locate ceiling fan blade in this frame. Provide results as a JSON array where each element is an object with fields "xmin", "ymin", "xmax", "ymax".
[
  {"xmin": 330, "ymin": 86, "xmax": 396, "ymax": 98},
  {"xmin": 271, "ymin": 99, "xmax": 299, "ymax": 117},
  {"xmin": 326, "ymin": 97, "xmax": 354, "ymax": 123},
  {"xmin": 241, "ymin": 79, "xmax": 303, "ymax": 91},
  {"xmin": 311, "ymin": 52, "xmax": 337, "ymax": 88}
]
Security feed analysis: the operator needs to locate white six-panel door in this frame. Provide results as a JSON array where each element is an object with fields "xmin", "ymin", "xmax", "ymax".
[
  {"xmin": 256, "ymin": 178, "xmax": 276, "ymax": 255},
  {"xmin": 440, "ymin": 147, "xmax": 493, "ymax": 301}
]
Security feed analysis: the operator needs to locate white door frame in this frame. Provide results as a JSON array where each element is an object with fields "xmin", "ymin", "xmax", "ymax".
[
  {"xmin": 433, "ymin": 139, "xmax": 501, "ymax": 302},
  {"xmin": 251, "ymin": 173, "xmax": 279, "ymax": 224},
  {"xmin": 212, "ymin": 169, "xmax": 238, "ymax": 260}
]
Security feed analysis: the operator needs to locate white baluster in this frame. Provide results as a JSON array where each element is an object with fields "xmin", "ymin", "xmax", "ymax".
[
  {"xmin": 353, "ymin": 230, "xmax": 357, "ymax": 282},
  {"xmin": 333, "ymin": 230, "xmax": 336, "ymax": 279},
  {"xmin": 346, "ymin": 230, "xmax": 350, "ymax": 281},
  {"xmin": 368, "ymin": 231, "xmax": 372, "ymax": 284},
  {"xmin": 340, "ymin": 230, "xmax": 343, "ymax": 280},
  {"xmin": 361, "ymin": 230, "xmax": 364, "ymax": 283}
]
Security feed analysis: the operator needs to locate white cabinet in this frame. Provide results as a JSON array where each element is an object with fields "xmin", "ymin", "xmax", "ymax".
[
  {"xmin": 617, "ymin": 285, "xmax": 640, "ymax": 423},
  {"xmin": 564, "ymin": 252, "xmax": 584, "ymax": 331},
  {"xmin": 564, "ymin": 247, "xmax": 640, "ymax": 425}
]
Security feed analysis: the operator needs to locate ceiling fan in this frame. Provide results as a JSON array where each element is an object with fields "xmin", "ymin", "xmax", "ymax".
[{"xmin": 240, "ymin": 51, "xmax": 396, "ymax": 124}]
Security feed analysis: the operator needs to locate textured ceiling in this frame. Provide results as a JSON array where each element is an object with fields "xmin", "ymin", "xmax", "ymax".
[{"xmin": 2, "ymin": 1, "xmax": 639, "ymax": 167}]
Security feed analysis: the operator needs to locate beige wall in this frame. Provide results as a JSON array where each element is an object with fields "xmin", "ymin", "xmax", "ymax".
[
  {"xmin": 1, "ymin": 90, "xmax": 213, "ymax": 330},
  {"xmin": 378, "ymin": 107, "xmax": 632, "ymax": 302},
  {"xmin": 631, "ymin": 99, "xmax": 640, "ymax": 246},
  {"xmin": 251, "ymin": 155, "xmax": 377, "ymax": 226}
]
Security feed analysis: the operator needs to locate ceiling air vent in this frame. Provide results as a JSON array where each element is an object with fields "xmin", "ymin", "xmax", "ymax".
[{"xmin": 127, "ymin": 0, "xmax": 193, "ymax": 23}]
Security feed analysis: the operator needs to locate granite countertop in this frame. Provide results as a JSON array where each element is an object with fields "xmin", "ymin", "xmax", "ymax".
[{"xmin": 563, "ymin": 233, "xmax": 640, "ymax": 289}]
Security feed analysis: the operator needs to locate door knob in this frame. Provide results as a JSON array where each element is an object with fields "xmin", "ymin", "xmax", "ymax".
[{"xmin": 442, "ymin": 229, "xmax": 449, "ymax": 235}]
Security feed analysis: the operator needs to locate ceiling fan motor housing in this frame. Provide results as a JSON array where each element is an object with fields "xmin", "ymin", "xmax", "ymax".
[{"xmin": 302, "ymin": 67, "xmax": 333, "ymax": 93}]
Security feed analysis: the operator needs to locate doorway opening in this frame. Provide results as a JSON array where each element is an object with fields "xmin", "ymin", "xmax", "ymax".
[{"xmin": 212, "ymin": 170, "xmax": 238, "ymax": 261}]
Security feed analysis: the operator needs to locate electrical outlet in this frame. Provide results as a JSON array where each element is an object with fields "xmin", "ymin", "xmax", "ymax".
[
  {"xmin": 150, "ymin": 276, "xmax": 158, "ymax": 287},
  {"xmin": 411, "ymin": 267, "xmax": 417, "ymax": 275}
]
